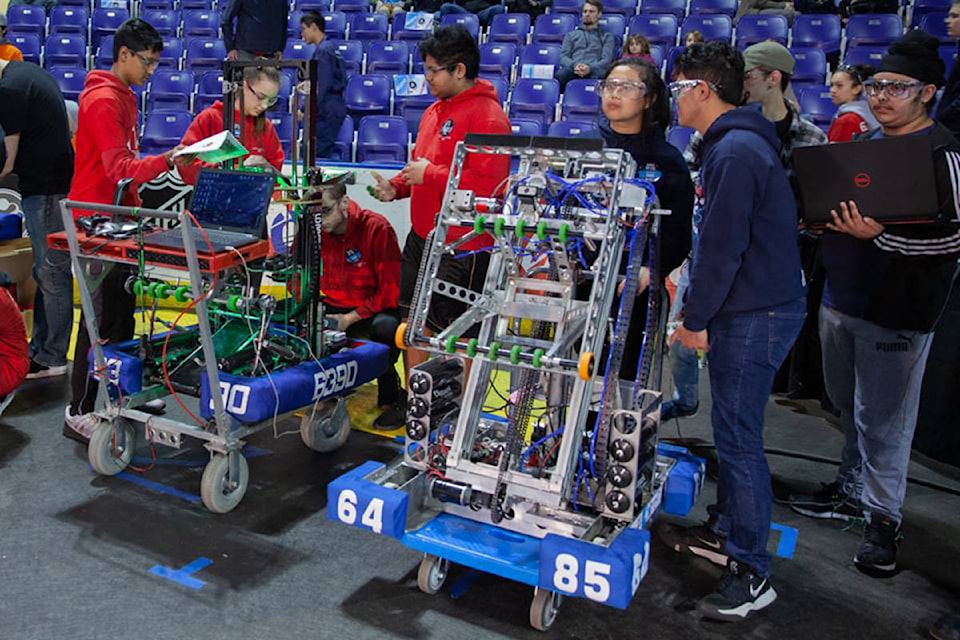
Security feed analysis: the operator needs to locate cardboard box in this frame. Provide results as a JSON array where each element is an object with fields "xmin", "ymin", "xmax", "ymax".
[{"xmin": 0, "ymin": 238, "xmax": 36, "ymax": 310}]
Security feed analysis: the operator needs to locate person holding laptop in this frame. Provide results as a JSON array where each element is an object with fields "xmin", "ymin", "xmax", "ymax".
[{"xmin": 789, "ymin": 31, "xmax": 960, "ymax": 578}]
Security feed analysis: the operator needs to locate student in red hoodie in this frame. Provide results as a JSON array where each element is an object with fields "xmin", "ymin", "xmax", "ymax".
[
  {"xmin": 0, "ymin": 287, "xmax": 29, "ymax": 417},
  {"xmin": 65, "ymin": 19, "xmax": 183, "ymax": 443},
  {"xmin": 177, "ymin": 64, "xmax": 285, "ymax": 185},
  {"xmin": 370, "ymin": 25, "xmax": 511, "ymax": 410}
]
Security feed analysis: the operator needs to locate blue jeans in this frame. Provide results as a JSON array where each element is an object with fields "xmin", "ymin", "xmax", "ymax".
[
  {"xmin": 668, "ymin": 342, "xmax": 700, "ymax": 410},
  {"xmin": 705, "ymin": 297, "xmax": 805, "ymax": 576},
  {"xmin": 21, "ymin": 194, "xmax": 72, "ymax": 367},
  {"xmin": 437, "ymin": 3, "xmax": 506, "ymax": 27}
]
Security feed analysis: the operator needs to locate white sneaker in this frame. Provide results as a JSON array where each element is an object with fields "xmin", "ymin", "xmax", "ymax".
[
  {"xmin": 0, "ymin": 391, "xmax": 15, "ymax": 417},
  {"xmin": 25, "ymin": 361, "xmax": 69, "ymax": 379},
  {"xmin": 64, "ymin": 406, "xmax": 98, "ymax": 441}
]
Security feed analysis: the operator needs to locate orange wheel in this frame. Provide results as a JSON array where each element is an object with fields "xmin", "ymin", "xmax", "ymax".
[
  {"xmin": 395, "ymin": 322, "xmax": 409, "ymax": 350},
  {"xmin": 578, "ymin": 352, "xmax": 594, "ymax": 381}
]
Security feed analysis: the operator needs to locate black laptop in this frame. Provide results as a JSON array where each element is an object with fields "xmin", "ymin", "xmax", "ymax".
[
  {"xmin": 794, "ymin": 135, "xmax": 940, "ymax": 226},
  {"xmin": 147, "ymin": 169, "xmax": 275, "ymax": 252}
]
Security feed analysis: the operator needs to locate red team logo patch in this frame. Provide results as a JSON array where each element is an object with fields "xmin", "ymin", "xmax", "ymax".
[{"xmin": 854, "ymin": 173, "xmax": 872, "ymax": 189}]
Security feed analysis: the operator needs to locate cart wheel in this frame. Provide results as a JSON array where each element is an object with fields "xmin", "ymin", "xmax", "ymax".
[
  {"xmin": 200, "ymin": 452, "xmax": 249, "ymax": 514},
  {"xmin": 417, "ymin": 554, "xmax": 449, "ymax": 595},
  {"xmin": 88, "ymin": 419, "xmax": 134, "ymax": 476},
  {"xmin": 395, "ymin": 322, "xmax": 409, "ymax": 350},
  {"xmin": 300, "ymin": 397, "xmax": 351, "ymax": 452},
  {"xmin": 578, "ymin": 351, "xmax": 595, "ymax": 381},
  {"xmin": 529, "ymin": 588, "xmax": 562, "ymax": 632}
]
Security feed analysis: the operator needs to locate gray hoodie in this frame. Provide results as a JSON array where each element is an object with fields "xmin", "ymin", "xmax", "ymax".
[
  {"xmin": 833, "ymin": 98, "xmax": 880, "ymax": 132},
  {"xmin": 559, "ymin": 26, "xmax": 615, "ymax": 75}
]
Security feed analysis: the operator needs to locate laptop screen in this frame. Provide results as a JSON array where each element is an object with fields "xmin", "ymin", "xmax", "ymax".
[{"xmin": 188, "ymin": 170, "xmax": 276, "ymax": 231}]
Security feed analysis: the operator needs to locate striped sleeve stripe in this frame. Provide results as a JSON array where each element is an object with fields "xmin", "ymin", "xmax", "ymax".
[
  {"xmin": 946, "ymin": 150, "xmax": 960, "ymax": 220},
  {"xmin": 874, "ymin": 230, "xmax": 960, "ymax": 255}
]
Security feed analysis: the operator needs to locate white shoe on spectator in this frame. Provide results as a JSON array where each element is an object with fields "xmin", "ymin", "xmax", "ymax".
[{"xmin": 63, "ymin": 406, "xmax": 97, "ymax": 444}]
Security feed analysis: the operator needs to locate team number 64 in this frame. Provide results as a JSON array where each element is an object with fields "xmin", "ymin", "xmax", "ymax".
[{"xmin": 336, "ymin": 489, "xmax": 384, "ymax": 534}]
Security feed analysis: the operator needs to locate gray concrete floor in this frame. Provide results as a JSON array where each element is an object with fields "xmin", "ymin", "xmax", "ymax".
[{"xmin": 0, "ymin": 369, "xmax": 958, "ymax": 640}]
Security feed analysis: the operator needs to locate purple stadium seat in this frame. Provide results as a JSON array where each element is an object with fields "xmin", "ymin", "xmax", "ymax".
[
  {"xmin": 142, "ymin": 9, "xmax": 180, "ymax": 36},
  {"xmin": 9, "ymin": 34, "xmax": 41, "ymax": 65},
  {"xmin": 182, "ymin": 9, "xmax": 220, "ymax": 38},
  {"xmin": 366, "ymin": 40, "xmax": 409, "ymax": 74},
  {"xmin": 94, "ymin": 36, "xmax": 114, "ymax": 69},
  {"xmin": 329, "ymin": 115, "xmax": 355, "ymax": 161},
  {"xmin": 394, "ymin": 92, "xmax": 433, "ymax": 135},
  {"xmin": 735, "ymin": 14, "xmax": 788, "ymax": 48},
  {"xmin": 283, "ymin": 39, "xmax": 316, "ymax": 61},
  {"xmin": 295, "ymin": 0, "xmax": 330, "ymax": 10},
  {"xmin": 920, "ymin": 13, "xmax": 952, "ymax": 43},
  {"xmin": 664, "ymin": 45, "xmax": 685, "ymax": 79},
  {"xmin": 509, "ymin": 78, "xmax": 561, "ymax": 126},
  {"xmin": 330, "ymin": 39, "xmax": 364, "ymax": 75},
  {"xmin": 142, "ymin": 0, "xmax": 176, "ymax": 10},
  {"xmin": 689, "ymin": 0, "xmax": 736, "ymax": 15},
  {"xmin": 344, "ymin": 74, "xmax": 392, "ymax": 123},
  {"xmin": 267, "ymin": 111, "xmax": 294, "ymax": 157},
  {"xmin": 140, "ymin": 109, "xmax": 193, "ymax": 155},
  {"xmin": 628, "ymin": 14, "xmax": 680, "ymax": 47},
  {"xmin": 333, "ymin": 0, "xmax": 370, "ymax": 14},
  {"xmin": 91, "ymin": 8, "xmax": 130, "ymax": 48},
  {"xmin": 195, "ymin": 70, "xmax": 224, "ymax": 111},
  {"xmin": 6, "ymin": 5, "xmax": 46, "ymax": 40},
  {"xmin": 940, "ymin": 43, "xmax": 958, "ymax": 76},
  {"xmin": 553, "ymin": 0, "xmax": 584, "ymax": 14},
  {"xmin": 185, "ymin": 38, "xmax": 226, "ymax": 73},
  {"xmin": 792, "ymin": 14, "xmax": 842, "ymax": 56},
  {"xmin": 350, "ymin": 12, "xmax": 389, "ymax": 41},
  {"xmin": 488, "ymin": 13, "xmax": 532, "ymax": 46},
  {"xmin": 49, "ymin": 6, "xmax": 88, "ymax": 36},
  {"xmin": 913, "ymin": 0, "xmax": 952, "ymax": 23},
  {"xmin": 640, "ymin": 0, "xmax": 686, "ymax": 19},
  {"xmin": 599, "ymin": 14, "xmax": 627, "ymax": 48},
  {"xmin": 180, "ymin": 0, "xmax": 214, "ymax": 10},
  {"xmin": 511, "ymin": 118, "xmax": 545, "ymax": 135},
  {"xmin": 841, "ymin": 45, "xmax": 887, "ymax": 68},
  {"xmin": 560, "ymin": 79, "xmax": 600, "ymax": 122},
  {"xmin": 519, "ymin": 43, "xmax": 562, "ymax": 68},
  {"xmin": 323, "ymin": 11, "xmax": 348, "ymax": 40},
  {"xmin": 159, "ymin": 36, "xmax": 184, "ymax": 70},
  {"xmin": 50, "ymin": 67, "xmax": 86, "ymax": 101},
  {"xmin": 480, "ymin": 42, "xmax": 517, "ymax": 77},
  {"xmin": 532, "ymin": 13, "xmax": 577, "ymax": 44},
  {"xmin": 790, "ymin": 47, "xmax": 828, "ymax": 83},
  {"xmin": 357, "ymin": 115, "xmax": 408, "ymax": 163},
  {"xmin": 667, "ymin": 126, "xmax": 695, "ymax": 152},
  {"xmin": 148, "ymin": 69, "xmax": 195, "ymax": 112},
  {"xmin": 799, "ymin": 86, "xmax": 837, "ymax": 125},
  {"xmin": 440, "ymin": 13, "xmax": 481, "ymax": 39},
  {"xmin": 481, "ymin": 73, "xmax": 509, "ymax": 104},
  {"xmin": 548, "ymin": 120, "xmax": 601, "ymax": 137},
  {"xmin": 844, "ymin": 14, "xmax": 903, "ymax": 49},
  {"xmin": 680, "ymin": 14, "xmax": 732, "ymax": 42},
  {"xmin": 602, "ymin": 0, "xmax": 640, "ymax": 17},
  {"xmin": 391, "ymin": 12, "xmax": 433, "ymax": 41},
  {"xmin": 288, "ymin": 10, "xmax": 304, "ymax": 37},
  {"xmin": 44, "ymin": 35, "xmax": 86, "ymax": 69}
]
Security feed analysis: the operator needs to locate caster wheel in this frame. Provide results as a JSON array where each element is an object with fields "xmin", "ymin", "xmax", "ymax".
[
  {"xmin": 395, "ymin": 322, "xmax": 409, "ymax": 350},
  {"xmin": 529, "ymin": 588, "xmax": 562, "ymax": 631},
  {"xmin": 88, "ymin": 419, "xmax": 134, "ymax": 476},
  {"xmin": 416, "ymin": 554, "xmax": 449, "ymax": 595},
  {"xmin": 578, "ymin": 352, "xmax": 595, "ymax": 381},
  {"xmin": 200, "ymin": 453, "xmax": 249, "ymax": 514},
  {"xmin": 300, "ymin": 397, "xmax": 351, "ymax": 452}
]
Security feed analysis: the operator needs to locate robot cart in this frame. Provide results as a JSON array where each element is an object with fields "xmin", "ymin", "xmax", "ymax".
[{"xmin": 327, "ymin": 134, "xmax": 706, "ymax": 629}]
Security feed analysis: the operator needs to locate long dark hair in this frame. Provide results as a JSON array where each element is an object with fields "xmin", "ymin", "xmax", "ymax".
[
  {"xmin": 243, "ymin": 63, "xmax": 281, "ymax": 134},
  {"xmin": 602, "ymin": 58, "xmax": 671, "ymax": 133}
]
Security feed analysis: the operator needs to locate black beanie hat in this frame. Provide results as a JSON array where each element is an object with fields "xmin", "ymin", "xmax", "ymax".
[{"xmin": 877, "ymin": 30, "xmax": 946, "ymax": 88}]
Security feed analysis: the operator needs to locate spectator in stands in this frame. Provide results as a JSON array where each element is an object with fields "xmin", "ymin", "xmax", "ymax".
[
  {"xmin": 685, "ymin": 30, "xmax": 704, "ymax": 47},
  {"xmin": 376, "ymin": 0, "xmax": 408, "ymax": 18},
  {"xmin": 555, "ymin": 0, "xmax": 615, "ymax": 90},
  {"xmin": 828, "ymin": 63, "xmax": 880, "ymax": 142},
  {"xmin": 661, "ymin": 42, "xmax": 806, "ymax": 622},
  {"xmin": 437, "ymin": 0, "xmax": 507, "ymax": 28},
  {"xmin": 0, "ymin": 14, "xmax": 23, "ymax": 62},
  {"xmin": 598, "ymin": 58, "xmax": 693, "ymax": 384},
  {"xmin": 65, "ymin": 19, "xmax": 184, "ymax": 444},
  {"xmin": 795, "ymin": 0, "xmax": 837, "ymax": 13},
  {"xmin": 504, "ymin": 0, "xmax": 552, "ymax": 19},
  {"xmin": 300, "ymin": 12, "xmax": 347, "ymax": 160},
  {"xmin": 368, "ymin": 26, "xmax": 510, "ymax": 426},
  {"xmin": 0, "ymin": 58, "xmax": 75, "ymax": 381},
  {"xmin": 305, "ymin": 172, "xmax": 405, "ymax": 428},
  {"xmin": 622, "ymin": 35, "xmax": 656, "ymax": 65},
  {"xmin": 0, "ymin": 285, "xmax": 29, "ymax": 418},
  {"xmin": 222, "ymin": 0, "xmax": 289, "ymax": 61},
  {"xmin": 178, "ymin": 64, "xmax": 284, "ymax": 185},
  {"xmin": 935, "ymin": 0, "xmax": 960, "ymax": 139},
  {"xmin": 839, "ymin": 0, "xmax": 897, "ymax": 18},
  {"xmin": 733, "ymin": 0, "xmax": 797, "ymax": 26},
  {"xmin": 790, "ymin": 31, "xmax": 960, "ymax": 579}
]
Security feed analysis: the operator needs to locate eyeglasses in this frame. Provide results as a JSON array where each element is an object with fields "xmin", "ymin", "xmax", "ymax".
[
  {"xmin": 246, "ymin": 81, "xmax": 279, "ymax": 107},
  {"xmin": 424, "ymin": 64, "xmax": 456, "ymax": 77},
  {"xmin": 599, "ymin": 79, "xmax": 647, "ymax": 98},
  {"xmin": 864, "ymin": 79, "xmax": 923, "ymax": 99},
  {"xmin": 668, "ymin": 79, "xmax": 719, "ymax": 99},
  {"xmin": 135, "ymin": 52, "xmax": 161, "ymax": 70},
  {"xmin": 307, "ymin": 202, "xmax": 336, "ymax": 216}
]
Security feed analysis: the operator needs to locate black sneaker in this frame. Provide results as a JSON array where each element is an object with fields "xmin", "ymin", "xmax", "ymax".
[
  {"xmin": 698, "ymin": 559, "xmax": 778, "ymax": 622},
  {"xmin": 372, "ymin": 398, "xmax": 406, "ymax": 431},
  {"xmin": 930, "ymin": 613, "xmax": 960, "ymax": 640},
  {"xmin": 25, "ymin": 359, "xmax": 69, "ymax": 380},
  {"xmin": 854, "ymin": 514, "xmax": 902, "ymax": 578},
  {"xmin": 658, "ymin": 522, "xmax": 728, "ymax": 566},
  {"xmin": 787, "ymin": 481, "xmax": 864, "ymax": 522},
  {"xmin": 661, "ymin": 400, "xmax": 699, "ymax": 422}
]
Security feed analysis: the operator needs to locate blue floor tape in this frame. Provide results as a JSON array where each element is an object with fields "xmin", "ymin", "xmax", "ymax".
[
  {"xmin": 149, "ymin": 557, "xmax": 213, "ymax": 590},
  {"xmin": 771, "ymin": 523, "xmax": 799, "ymax": 559}
]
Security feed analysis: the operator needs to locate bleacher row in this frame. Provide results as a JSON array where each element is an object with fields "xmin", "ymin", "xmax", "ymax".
[{"xmin": 3, "ymin": 0, "xmax": 954, "ymax": 163}]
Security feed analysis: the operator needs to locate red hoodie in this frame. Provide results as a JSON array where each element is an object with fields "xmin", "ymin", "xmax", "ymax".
[
  {"xmin": 177, "ymin": 100, "xmax": 285, "ymax": 185},
  {"xmin": 390, "ymin": 80, "xmax": 511, "ymax": 250},
  {"xmin": 68, "ymin": 70, "xmax": 169, "ymax": 217},
  {"xmin": 0, "ymin": 288, "xmax": 28, "ymax": 397}
]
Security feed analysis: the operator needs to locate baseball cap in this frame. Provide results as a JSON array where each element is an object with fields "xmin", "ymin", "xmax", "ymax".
[{"xmin": 743, "ymin": 40, "xmax": 796, "ymax": 75}]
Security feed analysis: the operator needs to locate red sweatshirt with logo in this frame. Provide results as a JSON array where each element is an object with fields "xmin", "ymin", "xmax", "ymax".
[
  {"xmin": 321, "ymin": 200, "xmax": 401, "ymax": 317},
  {"xmin": 0, "ymin": 288, "xmax": 29, "ymax": 396},
  {"xmin": 177, "ymin": 100, "xmax": 285, "ymax": 185},
  {"xmin": 69, "ymin": 71, "xmax": 170, "ymax": 217},
  {"xmin": 390, "ymin": 80, "xmax": 511, "ymax": 250}
]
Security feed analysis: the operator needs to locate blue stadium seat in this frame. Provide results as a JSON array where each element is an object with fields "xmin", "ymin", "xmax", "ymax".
[
  {"xmin": 599, "ymin": 14, "xmax": 627, "ymax": 49},
  {"xmin": 329, "ymin": 115, "xmax": 355, "ymax": 161},
  {"xmin": 295, "ymin": 0, "xmax": 330, "ymax": 10},
  {"xmin": 44, "ymin": 35, "xmax": 86, "ymax": 69},
  {"xmin": 333, "ymin": 0, "xmax": 370, "ymax": 14},
  {"xmin": 141, "ymin": 109, "xmax": 193, "ymax": 156},
  {"xmin": 560, "ymin": 79, "xmax": 600, "ymax": 122},
  {"xmin": 142, "ymin": 0, "xmax": 176, "ymax": 10},
  {"xmin": 480, "ymin": 42, "xmax": 517, "ymax": 77},
  {"xmin": 841, "ymin": 45, "xmax": 887, "ymax": 67},
  {"xmin": 357, "ymin": 115, "xmax": 408, "ymax": 163},
  {"xmin": 844, "ymin": 14, "xmax": 903, "ymax": 49},
  {"xmin": 185, "ymin": 38, "xmax": 226, "ymax": 73},
  {"xmin": 366, "ymin": 40, "xmax": 409, "ymax": 74},
  {"xmin": 323, "ymin": 11, "xmax": 348, "ymax": 40},
  {"xmin": 481, "ymin": 73, "xmax": 509, "ymax": 104},
  {"xmin": 790, "ymin": 47, "xmax": 828, "ymax": 83},
  {"xmin": 148, "ymin": 69, "xmax": 195, "ymax": 112},
  {"xmin": 680, "ymin": 14, "xmax": 732, "ymax": 42},
  {"xmin": 331, "ymin": 39, "xmax": 364, "ymax": 75},
  {"xmin": 664, "ymin": 45, "xmax": 685, "ymax": 79},
  {"xmin": 940, "ymin": 43, "xmax": 958, "ymax": 76},
  {"xmin": 509, "ymin": 78, "xmax": 561, "ymax": 126},
  {"xmin": 548, "ymin": 120, "xmax": 601, "ymax": 137},
  {"xmin": 180, "ymin": 0, "xmax": 214, "ymax": 10},
  {"xmin": 735, "ymin": 14, "xmax": 788, "ymax": 48},
  {"xmin": 440, "ymin": 13, "xmax": 481, "ymax": 39},
  {"xmin": 411, "ymin": 42, "xmax": 426, "ymax": 72},
  {"xmin": 49, "ymin": 6, "xmax": 88, "ymax": 36},
  {"xmin": 798, "ymin": 86, "xmax": 837, "ymax": 126},
  {"xmin": 913, "ymin": 0, "xmax": 952, "ymax": 23},
  {"xmin": 288, "ymin": 10, "xmax": 304, "ymax": 37},
  {"xmin": 532, "ymin": 13, "xmax": 577, "ymax": 44},
  {"xmin": 489, "ymin": 13, "xmax": 532, "ymax": 46},
  {"xmin": 50, "ymin": 67, "xmax": 86, "ymax": 102},
  {"xmin": 628, "ymin": 14, "xmax": 680, "ymax": 47},
  {"xmin": 649, "ymin": 43, "xmax": 665, "ymax": 66},
  {"xmin": 394, "ymin": 92, "xmax": 433, "ymax": 135},
  {"xmin": 345, "ymin": 74, "xmax": 391, "ymax": 123},
  {"xmin": 91, "ymin": 8, "xmax": 130, "ymax": 48},
  {"xmin": 688, "ymin": 0, "xmax": 736, "ymax": 15},
  {"xmin": 920, "ymin": 13, "xmax": 952, "ymax": 43},
  {"xmin": 350, "ymin": 12, "xmax": 389, "ymax": 40},
  {"xmin": 94, "ymin": 36, "xmax": 114, "ymax": 69},
  {"xmin": 182, "ymin": 9, "xmax": 220, "ymax": 38},
  {"xmin": 553, "ymin": 0, "xmax": 585, "ymax": 14},
  {"xmin": 142, "ymin": 9, "xmax": 180, "ymax": 36},
  {"xmin": 639, "ymin": 0, "xmax": 686, "ymax": 19},
  {"xmin": 9, "ymin": 34, "xmax": 41, "ymax": 65},
  {"xmin": 511, "ymin": 118, "xmax": 545, "ymax": 135},
  {"xmin": 391, "ymin": 12, "xmax": 433, "ymax": 41},
  {"xmin": 6, "ymin": 5, "xmax": 46, "ymax": 40},
  {"xmin": 270, "ymin": 71, "xmax": 294, "ymax": 112},
  {"xmin": 283, "ymin": 39, "xmax": 316, "ymax": 60},
  {"xmin": 602, "ymin": 0, "xmax": 640, "ymax": 17},
  {"xmin": 792, "ymin": 14, "xmax": 842, "ymax": 56},
  {"xmin": 667, "ymin": 125, "xmax": 695, "ymax": 153},
  {"xmin": 195, "ymin": 70, "xmax": 224, "ymax": 111},
  {"xmin": 159, "ymin": 36, "xmax": 184, "ymax": 70},
  {"xmin": 267, "ymin": 111, "xmax": 293, "ymax": 157},
  {"xmin": 520, "ymin": 43, "xmax": 562, "ymax": 68}
]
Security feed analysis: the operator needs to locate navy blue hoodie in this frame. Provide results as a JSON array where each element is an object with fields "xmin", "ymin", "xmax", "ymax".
[
  {"xmin": 683, "ymin": 105, "xmax": 806, "ymax": 332},
  {"xmin": 221, "ymin": 0, "xmax": 288, "ymax": 56}
]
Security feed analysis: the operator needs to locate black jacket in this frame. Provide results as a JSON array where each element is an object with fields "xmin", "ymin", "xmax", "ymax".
[
  {"xmin": 937, "ymin": 43, "xmax": 960, "ymax": 140},
  {"xmin": 221, "ymin": 0, "xmax": 288, "ymax": 55},
  {"xmin": 822, "ymin": 122, "xmax": 960, "ymax": 332}
]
